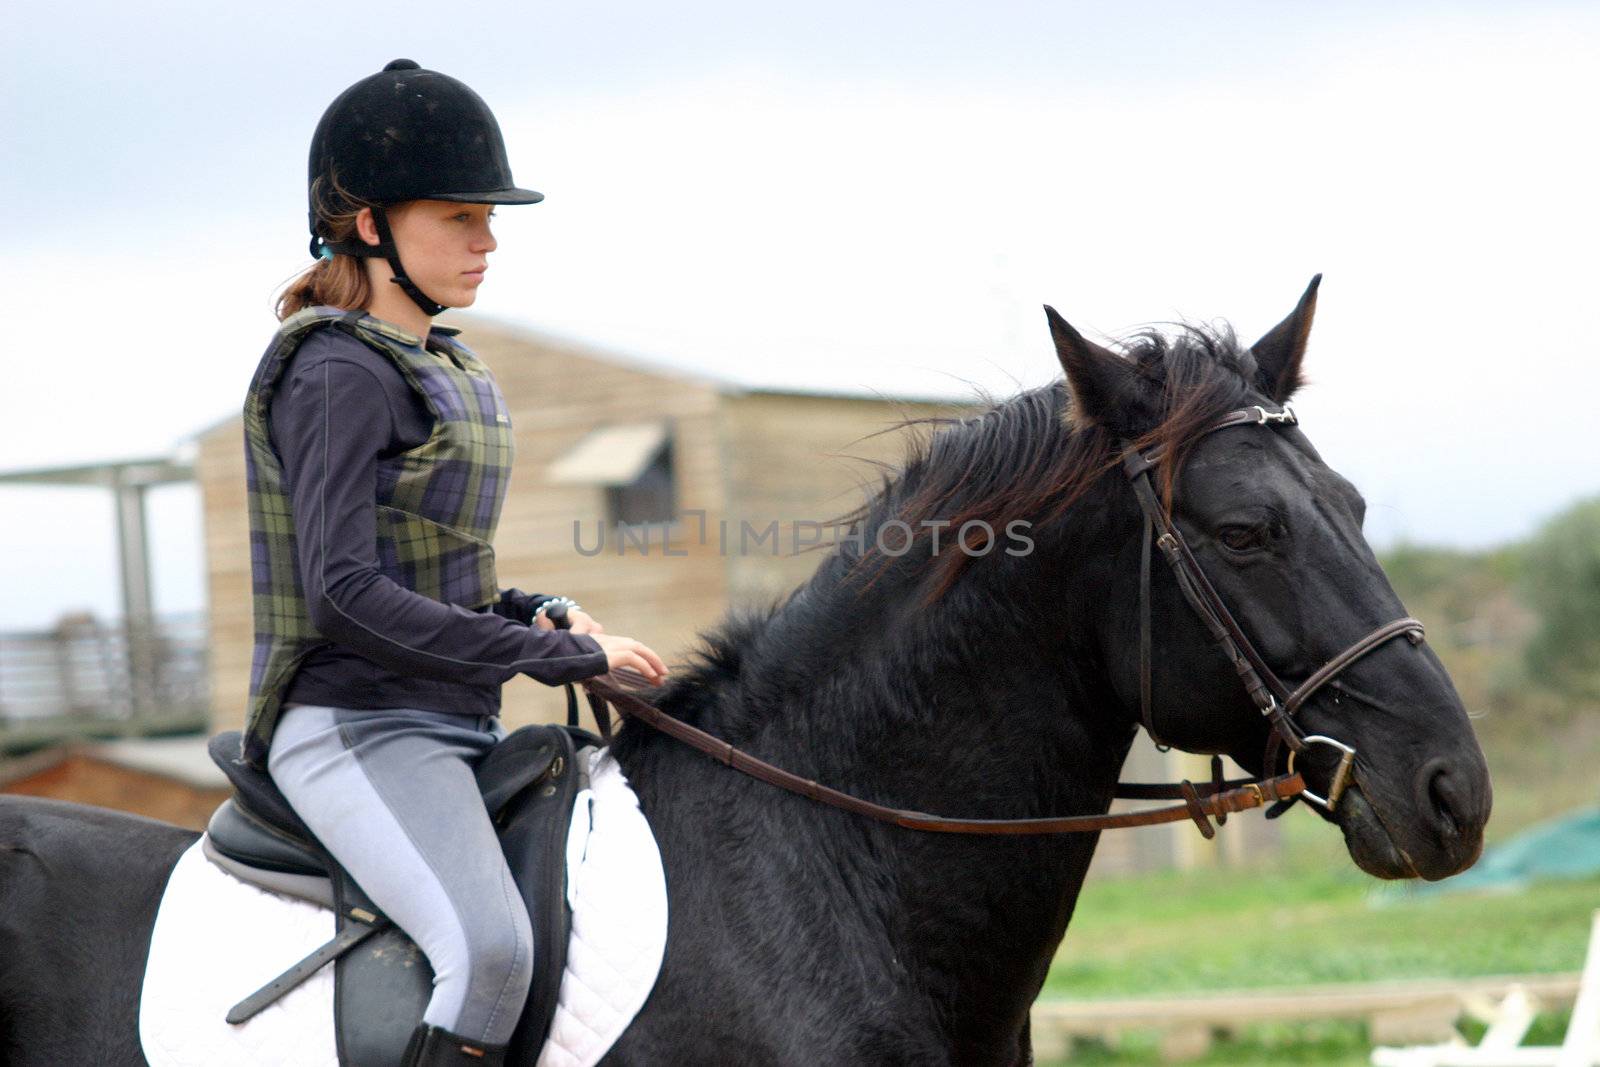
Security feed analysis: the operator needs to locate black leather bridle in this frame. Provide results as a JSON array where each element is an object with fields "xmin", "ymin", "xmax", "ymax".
[{"xmin": 1119, "ymin": 402, "xmax": 1426, "ymax": 813}]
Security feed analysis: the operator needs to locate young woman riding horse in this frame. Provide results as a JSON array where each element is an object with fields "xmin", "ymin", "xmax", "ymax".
[
  {"xmin": 249, "ymin": 58, "xmax": 669, "ymax": 1067},
  {"xmin": 0, "ymin": 89, "xmax": 1492, "ymax": 1059},
  {"xmin": 0, "ymin": 275, "xmax": 1491, "ymax": 1067}
]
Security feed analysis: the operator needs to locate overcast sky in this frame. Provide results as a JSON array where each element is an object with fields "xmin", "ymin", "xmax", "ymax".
[{"xmin": 2, "ymin": 1, "xmax": 1596, "ymax": 629}]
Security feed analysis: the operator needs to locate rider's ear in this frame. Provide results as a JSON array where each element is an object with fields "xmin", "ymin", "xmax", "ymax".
[
  {"xmin": 354, "ymin": 207, "xmax": 381, "ymax": 248},
  {"xmin": 1045, "ymin": 305, "xmax": 1144, "ymax": 432},
  {"xmin": 1249, "ymin": 274, "xmax": 1322, "ymax": 404}
]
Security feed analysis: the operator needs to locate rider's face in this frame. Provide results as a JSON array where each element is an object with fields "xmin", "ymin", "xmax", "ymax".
[{"xmin": 360, "ymin": 200, "xmax": 498, "ymax": 309}]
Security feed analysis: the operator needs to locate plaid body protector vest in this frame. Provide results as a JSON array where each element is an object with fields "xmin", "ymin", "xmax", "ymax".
[{"xmin": 241, "ymin": 307, "xmax": 516, "ymax": 766}]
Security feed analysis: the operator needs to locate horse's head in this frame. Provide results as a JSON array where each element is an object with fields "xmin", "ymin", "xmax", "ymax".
[{"xmin": 1046, "ymin": 277, "xmax": 1490, "ymax": 880}]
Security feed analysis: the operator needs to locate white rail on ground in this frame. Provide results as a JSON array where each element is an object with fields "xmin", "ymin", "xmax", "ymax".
[
  {"xmin": 1371, "ymin": 911, "xmax": 1600, "ymax": 1067},
  {"xmin": 1029, "ymin": 971, "xmax": 1585, "ymax": 1064}
]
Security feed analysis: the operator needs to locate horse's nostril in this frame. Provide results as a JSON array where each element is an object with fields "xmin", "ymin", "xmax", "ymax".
[{"xmin": 1422, "ymin": 758, "xmax": 1462, "ymax": 838}]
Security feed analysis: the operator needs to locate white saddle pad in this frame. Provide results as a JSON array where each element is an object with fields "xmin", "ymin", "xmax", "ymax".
[{"xmin": 140, "ymin": 748, "xmax": 667, "ymax": 1067}]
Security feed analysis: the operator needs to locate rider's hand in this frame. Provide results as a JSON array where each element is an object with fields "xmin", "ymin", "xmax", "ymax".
[
  {"xmin": 533, "ymin": 608, "xmax": 603, "ymax": 635},
  {"xmin": 589, "ymin": 633, "xmax": 670, "ymax": 685}
]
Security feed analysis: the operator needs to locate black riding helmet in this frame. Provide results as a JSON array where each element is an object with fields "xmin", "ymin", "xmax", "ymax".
[{"xmin": 307, "ymin": 58, "xmax": 542, "ymax": 315}]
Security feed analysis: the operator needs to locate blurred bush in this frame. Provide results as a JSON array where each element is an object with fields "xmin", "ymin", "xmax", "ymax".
[
  {"xmin": 1378, "ymin": 494, "xmax": 1600, "ymax": 838},
  {"xmin": 1519, "ymin": 497, "xmax": 1600, "ymax": 702}
]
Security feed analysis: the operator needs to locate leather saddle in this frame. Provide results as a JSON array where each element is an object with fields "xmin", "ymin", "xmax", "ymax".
[{"xmin": 202, "ymin": 723, "xmax": 597, "ymax": 1067}]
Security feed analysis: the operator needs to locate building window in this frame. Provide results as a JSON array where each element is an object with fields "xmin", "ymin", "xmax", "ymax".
[
  {"xmin": 606, "ymin": 437, "xmax": 676, "ymax": 526},
  {"xmin": 547, "ymin": 419, "xmax": 677, "ymax": 527}
]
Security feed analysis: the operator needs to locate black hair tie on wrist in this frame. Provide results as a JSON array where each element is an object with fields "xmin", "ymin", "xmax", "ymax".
[{"xmin": 545, "ymin": 602, "xmax": 572, "ymax": 630}]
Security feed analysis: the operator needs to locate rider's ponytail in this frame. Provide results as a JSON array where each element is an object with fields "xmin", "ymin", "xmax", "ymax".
[{"xmin": 274, "ymin": 174, "xmax": 374, "ymax": 320}]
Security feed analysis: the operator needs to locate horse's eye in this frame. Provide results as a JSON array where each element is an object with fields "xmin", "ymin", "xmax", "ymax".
[{"xmin": 1217, "ymin": 524, "xmax": 1269, "ymax": 553}]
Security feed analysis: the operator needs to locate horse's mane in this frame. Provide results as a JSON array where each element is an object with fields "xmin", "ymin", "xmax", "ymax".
[
  {"xmin": 638, "ymin": 320, "xmax": 1262, "ymax": 718},
  {"xmin": 831, "ymin": 320, "xmax": 1263, "ymax": 600}
]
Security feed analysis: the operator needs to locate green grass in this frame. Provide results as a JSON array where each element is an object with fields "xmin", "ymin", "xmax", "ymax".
[
  {"xmin": 1034, "ymin": 1013, "xmax": 1580, "ymax": 1067},
  {"xmin": 1032, "ymin": 820, "xmax": 1599, "ymax": 1064},
  {"xmin": 1045, "ymin": 828, "xmax": 1599, "ymax": 999},
  {"xmin": 1041, "ymin": 1020, "xmax": 1376, "ymax": 1066}
]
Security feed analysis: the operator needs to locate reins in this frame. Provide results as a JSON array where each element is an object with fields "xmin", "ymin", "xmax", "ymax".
[
  {"xmin": 567, "ymin": 676, "xmax": 1303, "ymax": 840},
  {"xmin": 553, "ymin": 400, "xmax": 1427, "ymax": 841}
]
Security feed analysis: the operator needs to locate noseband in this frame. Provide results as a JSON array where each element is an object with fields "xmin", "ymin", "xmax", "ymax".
[{"xmin": 1120, "ymin": 403, "xmax": 1425, "ymax": 812}]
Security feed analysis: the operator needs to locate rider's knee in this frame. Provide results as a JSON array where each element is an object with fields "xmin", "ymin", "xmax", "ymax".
[{"xmin": 464, "ymin": 910, "xmax": 534, "ymax": 995}]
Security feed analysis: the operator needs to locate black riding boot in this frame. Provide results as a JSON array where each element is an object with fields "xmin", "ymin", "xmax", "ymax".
[{"xmin": 399, "ymin": 1023, "xmax": 510, "ymax": 1067}]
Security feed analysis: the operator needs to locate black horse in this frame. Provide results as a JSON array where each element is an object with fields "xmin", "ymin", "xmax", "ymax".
[{"xmin": 0, "ymin": 280, "xmax": 1490, "ymax": 1066}]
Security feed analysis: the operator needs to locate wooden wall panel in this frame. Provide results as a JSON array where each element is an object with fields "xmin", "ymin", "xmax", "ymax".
[
  {"xmin": 196, "ymin": 418, "xmax": 252, "ymax": 734},
  {"xmin": 718, "ymin": 391, "xmax": 976, "ymax": 609}
]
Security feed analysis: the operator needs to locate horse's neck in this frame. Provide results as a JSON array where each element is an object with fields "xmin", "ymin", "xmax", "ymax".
[{"xmin": 619, "ymin": 503, "xmax": 1136, "ymax": 1051}]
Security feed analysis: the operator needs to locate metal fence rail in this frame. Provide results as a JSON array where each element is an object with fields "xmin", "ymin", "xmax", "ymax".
[{"xmin": 0, "ymin": 611, "xmax": 209, "ymax": 748}]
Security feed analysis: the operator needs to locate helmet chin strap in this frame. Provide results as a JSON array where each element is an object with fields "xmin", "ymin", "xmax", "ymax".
[
  {"xmin": 316, "ymin": 205, "xmax": 448, "ymax": 317},
  {"xmin": 368, "ymin": 206, "xmax": 448, "ymax": 317}
]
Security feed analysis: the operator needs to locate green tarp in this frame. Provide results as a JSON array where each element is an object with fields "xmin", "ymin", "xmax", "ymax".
[{"xmin": 1420, "ymin": 806, "xmax": 1600, "ymax": 895}]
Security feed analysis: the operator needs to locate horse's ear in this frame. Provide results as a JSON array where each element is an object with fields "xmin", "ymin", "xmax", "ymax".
[
  {"xmin": 1045, "ymin": 305, "xmax": 1141, "ymax": 430},
  {"xmin": 1250, "ymin": 274, "xmax": 1322, "ymax": 403}
]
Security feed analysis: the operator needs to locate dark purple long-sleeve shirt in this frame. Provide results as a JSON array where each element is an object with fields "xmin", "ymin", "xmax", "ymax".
[{"xmin": 266, "ymin": 325, "xmax": 608, "ymax": 717}]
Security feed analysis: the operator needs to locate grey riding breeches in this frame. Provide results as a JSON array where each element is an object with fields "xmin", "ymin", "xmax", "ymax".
[{"xmin": 266, "ymin": 702, "xmax": 535, "ymax": 1046}]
